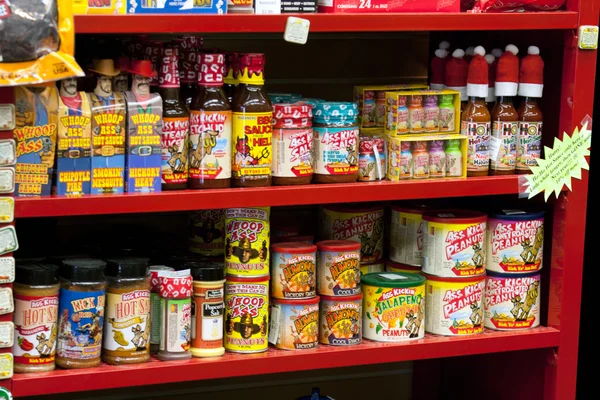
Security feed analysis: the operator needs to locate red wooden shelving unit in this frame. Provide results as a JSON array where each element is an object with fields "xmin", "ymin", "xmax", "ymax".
[{"xmin": 0, "ymin": 2, "xmax": 596, "ymax": 399}]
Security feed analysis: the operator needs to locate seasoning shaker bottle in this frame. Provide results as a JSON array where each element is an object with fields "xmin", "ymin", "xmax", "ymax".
[
  {"xmin": 149, "ymin": 265, "xmax": 174, "ymax": 354},
  {"xmin": 157, "ymin": 269, "xmax": 193, "ymax": 361}
]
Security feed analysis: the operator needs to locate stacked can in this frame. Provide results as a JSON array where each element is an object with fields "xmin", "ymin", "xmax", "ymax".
[
  {"xmin": 389, "ymin": 204, "xmax": 428, "ymax": 272},
  {"xmin": 422, "ymin": 210, "xmax": 487, "ymax": 336},
  {"xmin": 224, "ymin": 207, "xmax": 271, "ymax": 353},
  {"xmin": 484, "ymin": 210, "xmax": 543, "ymax": 331},
  {"xmin": 316, "ymin": 240, "xmax": 362, "ymax": 346}
]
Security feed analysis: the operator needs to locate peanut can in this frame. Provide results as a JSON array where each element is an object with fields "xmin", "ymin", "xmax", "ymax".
[
  {"xmin": 484, "ymin": 271, "xmax": 540, "ymax": 330},
  {"xmin": 319, "ymin": 294, "xmax": 362, "ymax": 346},
  {"xmin": 225, "ymin": 207, "xmax": 270, "ymax": 277},
  {"xmin": 359, "ymin": 260, "xmax": 384, "ymax": 275},
  {"xmin": 271, "ymin": 242, "xmax": 317, "ymax": 299},
  {"xmin": 270, "ymin": 297, "xmax": 319, "ymax": 350},
  {"xmin": 389, "ymin": 205, "xmax": 427, "ymax": 267},
  {"xmin": 385, "ymin": 259, "xmax": 422, "ymax": 275},
  {"xmin": 317, "ymin": 240, "xmax": 361, "ymax": 297},
  {"xmin": 189, "ymin": 210, "xmax": 225, "ymax": 257}
]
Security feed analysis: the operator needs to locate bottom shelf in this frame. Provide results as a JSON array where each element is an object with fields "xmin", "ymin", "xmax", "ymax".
[{"xmin": 12, "ymin": 327, "xmax": 559, "ymax": 397}]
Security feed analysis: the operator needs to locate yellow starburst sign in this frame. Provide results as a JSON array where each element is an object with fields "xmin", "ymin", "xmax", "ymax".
[{"xmin": 524, "ymin": 121, "xmax": 592, "ymax": 201}]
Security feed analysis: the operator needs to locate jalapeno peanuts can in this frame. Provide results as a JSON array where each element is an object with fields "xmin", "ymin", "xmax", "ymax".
[
  {"xmin": 385, "ymin": 259, "xmax": 422, "ymax": 275},
  {"xmin": 486, "ymin": 211, "xmax": 544, "ymax": 274},
  {"xmin": 225, "ymin": 207, "xmax": 270, "ymax": 277},
  {"xmin": 270, "ymin": 297, "xmax": 319, "ymax": 350},
  {"xmin": 317, "ymin": 240, "xmax": 361, "ymax": 296},
  {"xmin": 424, "ymin": 273, "xmax": 485, "ymax": 336},
  {"xmin": 271, "ymin": 242, "xmax": 317, "ymax": 299},
  {"xmin": 319, "ymin": 294, "xmax": 362, "ymax": 346},
  {"xmin": 360, "ymin": 260, "xmax": 384, "ymax": 275},
  {"xmin": 484, "ymin": 271, "xmax": 540, "ymax": 330},
  {"xmin": 422, "ymin": 210, "xmax": 487, "ymax": 277},
  {"xmin": 362, "ymin": 272, "xmax": 426, "ymax": 341},
  {"xmin": 389, "ymin": 205, "xmax": 427, "ymax": 267},
  {"xmin": 224, "ymin": 275, "xmax": 269, "ymax": 353},
  {"xmin": 322, "ymin": 205, "xmax": 384, "ymax": 262}
]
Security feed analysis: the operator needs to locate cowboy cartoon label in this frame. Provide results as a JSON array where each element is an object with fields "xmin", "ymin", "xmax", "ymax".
[
  {"xmin": 319, "ymin": 297, "xmax": 361, "ymax": 345},
  {"xmin": 425, "ymin": 278, "xmax": 485, "ymax": 336},
  {"xmin": 160, "ymin": 298, "xmax": 192, "ymax": 353},
  {"xmin": 232, "ymin": 112, "xmax": 272, "ymax": 180},
  {"xmin": 491, "ymin": 121, "xmax": 517, "ymax": 171},
  {"xmin": 57, "ymin": 289, "xmax": 105, "ymax": 361},
  {"xmin": 423, "ymin": 220, "xmax": 487, "ymax": 277},
  {"xmin": 272, "ymin": 127, "xmax": 314, "ymax": 178},
  {"xmin": 313, "ymin": 127, "xmax": 359, "ymax": 176},
  {"xmin": 487, "ymin": 218, "xmax": 544, "ymax": 273},
  {"xmin": 189, "ymin": 110, "xmax": 232, "ymax": 181},
  {"xmin": 363, "ymin": 284, "xmax": 425, "ymax": 341},
  {"xmin": 161, "ymin": 117, "xmax": 189, "ymax": 185},
  {"xmin": 13, "ymin": 293, "xmax": 59, "ymax": 365},
  {"xmin": 462, "ymin": 121, "xmax": 490, "ymax": 172},
  {"xmin": 225, "ymin": 207, "xmax": 270, "ymax": 277},
  {"xmin": 484, "ymin": 274, "xmax": 540, "ymax": 330},
  {"xmin": 103, "ymin": 290, "xmax": 150, "ymax": 355},
  {"xmin": 13, "ymin": 86, "xmax": 58, "ymax": 196},
  {"xmin": 272, "ymin": 253, "xmax": 316, "ymax": 299},
  {"xmin": 517, "ymin": 121, "xmax": 542, "ymax": 171},
  {"xmin": 271, "ymin": 301, "xmax": 319, "ymax": 350},
  {"xmin": 390, "ymin": 209, "xmax": 425, "ymax": 267},
  {"xmin": 124, "ymin": 92, "xmax": 162, "ymax": 193},
  {"xmin": 318, "ymin": 251, "xmax": 361, "ymax": 296},
  {"xmin": 189, "ymin": 209, "xmax": 225, "ymax": 256},
  {"xmin": 225, "ymin": 281, "xmax": 269, "ymax": 353}
]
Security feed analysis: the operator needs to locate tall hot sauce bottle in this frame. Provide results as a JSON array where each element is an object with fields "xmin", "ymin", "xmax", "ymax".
[
  {"xmin": 232, "ymin": 53, "xmax": 273, "ymax": 187},
  {"xmin": 224, "ymin": 52, "xmax": 239, "ymax": 105},
  {"xmin": 158, "ymin": 47, "xmax": 190, "ymax": 190},
  {"xmin": 189, "ymin": 53, "xmax": 232, "ymax": 189}
]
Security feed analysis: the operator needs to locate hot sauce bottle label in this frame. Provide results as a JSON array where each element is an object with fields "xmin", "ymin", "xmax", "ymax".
[
  {"xmin": 409, "ymin": 108, "xmax": 424, "ymax": 132},
  {"xmin": 429, "ymin": 152, "xmax": 446, "ymax": 177},
  {"xmin": 272, "ymin": 128, "xmax": 314, "ymax": 178},
  {"xmin": 491, "ymin": 121, "xmax": 518, "ymax": 170},
  {"xmin": 439, "ymin": 108, "xmax": 455, "ymax": 131},
  {"xmin": 413, "ymin": 153, "xmax": 429, "ymax": 178},
  {"xmin": 190, "ymin": 110, "xmax": 232, "ymax": 180},
  {"xmin": 103, "ymin": 290, "xmax": 150, "ymax": 353},
  {"xmin": 462, "ymin": 121, "xmax": 490, "ymax": 171},
  {"xmin": 313, "ymin": 127, "xmax": 359, "ymax": 175},
  {"xmin": 13, "ymin": 294, "xmax": 59, "ymax": 365},
  {"xmin": 424, "ymin": 108, "xmax": 439, "ymax": 132},
  {"xmin": 232, "ymin": 112, "xmax": 272, "ymax": 179},
  {"xmin": 446, "ymin": 152, "xmax": 463, "ymax": 177},
  {"xmin": 517, "ymin": 121, "xmax": 542, "ymax": 170},
  {"xmin": 396, "ymin": 108, "xmax": 409, "ymax": 133},
  {"xmin": 161, "ymin": 117, "xmax": 189, "ymax": 184},
  {"xmin": 399, "ymin": 151, "xmax": 413, "ymax": 178}
]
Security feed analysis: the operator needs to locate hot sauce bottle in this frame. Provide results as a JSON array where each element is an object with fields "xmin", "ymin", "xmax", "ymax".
[
  {"xmin": 189, "ymin": 53, "xmax": 232, "ymax": 189},
  {"xmin": 423, "ymin": 95, "xmax": 439, "ymax": 132},
  {"xmin": 223, "ymin": 53, "xmax": 239, "ymax": 105},
  {"xmin": 408, "ymin": 95, "xmax": 424, "ymax": 133},
  {"xmin": 438, "ymin": 94, "xmax": 455, "ymax": 132},
  {"xmin": 180, "ymin": 49, "xmax": 199, "ymax": 109},
  {"xmin": 429, "ymin": 140, "xmax": 446, "ymax": 178},
  {"xmin": 232, "ymin": 53, "xmax": 273, "ymax": 187},
  {"xmin": 445, "ymin": 139, "xmax": 463, "ymax": 177},
  {"xmin": 412, "ymin": 141, "xmax": 429, "ymax": 179},
  {"xmin": 158, "ymin": 47, "xmax": 189, "ymax": 190}
]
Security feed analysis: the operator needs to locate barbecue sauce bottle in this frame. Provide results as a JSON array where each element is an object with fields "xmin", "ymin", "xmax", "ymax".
[
  {"xmin": 232, "ymin": 53, "xmax": 273, "ymax": 187},
  {"xmin": 189, "ymin": 53, "xmax": 232, "ymax": 189}
]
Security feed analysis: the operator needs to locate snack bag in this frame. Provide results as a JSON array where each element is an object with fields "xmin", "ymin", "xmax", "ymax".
[{"xmin": 0, "ymin": 0, "xmax": 84, "ymax": 86}]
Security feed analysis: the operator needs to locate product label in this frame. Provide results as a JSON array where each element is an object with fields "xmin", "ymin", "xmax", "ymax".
[
  {"xmin": 408, "ymin": 108, "xmax": 424, "ymax": 132},
  {"xmin": 201, "ymin": 302, "xmax": 224, "ymax": 341},
  {"xmin": 13, "ymin": 293, "xmax": 59, "ymax": 365},
  {"xmin": 225, "ymin": 207, "xmax": 270, "ymax": 276},
  {"xmin": 161, "ymin": 117, "xmax": 189, "ymax": 185},
  {"xmin": 313, "ymin": 127, "xmax": 359, "ymax": 176},
  {"xmin": 484, "ymin": 275, "xmax": 540, "ymax": 330},
  {"xmin": 424, "ymin": 107, "xmax": 439, "ymax": 132},
  {"xmin": 191, "ymin": 285, "xmax": 224, "ymax": 350},
  {"xmin": 395, "ymin": 107, "xmax": 409, "ymax": 134},
  {"xmin": 224, "ymin": 282, "xmax": 269, "ymax": 352},
  {"xmin": 362, "ymin": 100, "xmax": 376, "ymax": 128},
  {"xmin": 317, "ymin": 251, "xmax": 361, "ymax": 296},
  {"xmin": 390, "ymin": 210, "xmax": 424, "ymax": 266},
  {"xmin": 487, "ymin": 218, "xmax": 544, "ymax": 273},
  {"xmin": 413, "ymin": 153, "xmax": 429, "ymax": 179},
  {"xmin": 491, "ymin": 121, "xmax": 518, "ymax": 171},
  {"xmin": 0, "ymin": 140, "xmax": 16, "ymax": 166},
  {"xmin": 517, "ymin": 121, "xmax": 542, "ymax": 170},
  {"xmin": 189, "ymin": 110, "xmax": 232, "ymax": 181},
  {"xmin": 232, "ymin": 112, "xmax": 272, "ymax": 180},
  {"xmin": 160, "ymin": 298, "xmax": 191, "ymax": 353},
  {"xmin": 0, "ymin": 197, "xmax": 13, "ymax": 223},
  {"xmin": 426, "ymin": 280, "xmax": 485, "ymax": 336},
  {"xmin": 0, "ymin": 226, "xmax": 18, "ymax": 256},
  {"xmin": 0, "ymin": 354, "xmax": 12, "ymax": 380},
  {"xmin": 272, "ymin": 253, "xmax": 316, "ymax": 299},
  {"xmin": 275, "ymin": 303, "xmax": 318, "ymax": 350},
  {"xmin": 189, "ymin": 209, "xmax": 225, "ymax": 256},
  {"xmin": 0, "ymin": 288, "xmax": 12, "ymax": 315},
  {"xmin": 149, "ymin": 293, "xmax": 161, "ymax": 346},
  {"xmin": 0, "ymin": 257, "xmax": 15, "ymax": 283},
  {"xmin": 0, "ymin": 168, "xmax": 13, "ymax": 193},
  {"xmin": 103, "ymin": 290, "xmax": 150, "ymax": 354},
  {"xmin": 272, "ymin": 127, "xmax": 314, "ymax": 178},
  {"xmin": 462, "ymin": 121, "xmax": 490, "ymax": 172},
  {"xmin": 439, "ymin": 108, "xmax": 455, "ymax": 132},
  {"xmin": 446, "ymin": 151, "xmax": 463, "ymax": 177},
  {"xmin": 429, "ymin": 151, "xmax": 446, "ymax": 177},
  {"xmin": 363, "ymin": 284, "xmax": 425, "ymax": 341},
  {"xmin": 319, "ymin": 300, "xmax": 361, "ymax": 346},
  {"xmin": 57, "ymin": 289, "xmax": 105, "ymax": 361}
]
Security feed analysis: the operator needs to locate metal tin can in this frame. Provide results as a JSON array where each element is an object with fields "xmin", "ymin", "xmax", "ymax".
[
  {"xmin": 385, "ymin": 259, "xmax": 422, "ymax": 274},
  {"xmin": 270, "ymin": 297, "xmax": 319, "ymax": 350},
  {"xmin": 321, "ymin": 204, "xmax": 384, "ymax": 262},
  {"xmin": 317, "ymin": 240, "xmax": 361, "ymax": 297},
  {"xmin": 319, "ymin": 294, "xmax": 362, "ymax": 346},
  {"xmin": 422, "ymin": 210, "xmax": 487, "ymax": 277},
  {"xmin": 189, "ymin": 210, "xmax": 225, "ymax": 257},
  {"xmin": 224, "ymin": 275, "xmax": 269, "ymax": 353},
  {"xmin": 360, "ymin": 260, "xmax": 384, "ymax": 275},
  {"xmin": 225, "ymin": 207, "xmax": 270, "ymax": 277},
  {"xmin": 486, "ymin": 210, "xmax": 544, "ymax": 274},
  {"xmin": 424, "ymin": 273, "xmax": 485, "ymax": 336},
  {"xmin": 362, "ymin": 272, "xmax": 426, "ymax": 341},
  {"xmin": 484, "ymin": 271, "xmax": 540, "ymax": 330},
  {"xmin": 271, "ymin": 242, "xmax": 317, "ymax": 299},
  {"xmin": 389, "ymin": 205, "xmax": 427, "ymax": 266}
]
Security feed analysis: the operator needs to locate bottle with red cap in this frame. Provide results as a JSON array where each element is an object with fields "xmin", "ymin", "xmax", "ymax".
[
  {"xmin": 444, "ymin": 49, "xmax": 469, "ymax": 112},
  {"xmin": 189, "ymin": 53, "xmax": 232, "ymax": 189},
  {"xmin": 461, "ymin": 46, "xmax": 491, "ymax": 177},
  {"xmin": 223, "ymin": 52, "xmax": 239, "ymax": 105},
  {"xmin": 485, "ymin": 53, "xmax": 497, "ymax": 109},
  {"xmin": 179, "ymin": 48, "xmax": 199, "ymax": 108},
  {"xmin": 516, "ymin": 46, "xmax": 544, "ymax": 174},
  {"xmin": 157, "ymin": 269, "xmax": 193, "ymax": 361},
  {"xmin": 491, "ymin": 44, "xmax": 520, "ymax": 176}
]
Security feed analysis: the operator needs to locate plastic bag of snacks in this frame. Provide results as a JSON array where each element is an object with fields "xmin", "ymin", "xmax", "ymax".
[
  {"xmin": 0, "ymin": 0, "xmax": 83, "ymax": 86},
  {"xmin": 471, "ymin": 0, "xmax": 565, "ymax": 12}
]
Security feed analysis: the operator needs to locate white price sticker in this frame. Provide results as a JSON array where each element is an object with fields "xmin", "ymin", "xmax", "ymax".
[
  {"xmin": 0, "ymin": 322, "xmax": 13, "ymax": 348},
  {"xmin": 0, "ymin": 140, "xmax": 16, "ymax": 166},
  {"xmin": 0, "ymin": 198, "xmax": 13, "ymax": 224},
  {"xmin": 268, "ymin": 305, "xmax": 281, "ymax": 345},
  {"xmin": 488, "ymin": 136, "xmax": 503, "ymax": 162},
  {"xmin": 0, "ymin": 105, "xmax": 15, "ymax": 131},
  {"xmin": 255, "ymin": 0, "xmax": 281, "ymax": 14},
  {"xmin": 284, "ymin": 17, "xmax": 310, "ymax": 45},
  {"xmin": 579, "ymin": 25, "xmax": 599, "ymax": 49}
]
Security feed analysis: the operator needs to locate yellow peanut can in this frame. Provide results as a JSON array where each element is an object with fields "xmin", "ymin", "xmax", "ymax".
[
  {"xmin": 225, "ymin": 207, "xmax": 270, "ymax": 277},
  {"xmin": 362, "ymin": 272, "xmax": 426, "ymax": 341}
]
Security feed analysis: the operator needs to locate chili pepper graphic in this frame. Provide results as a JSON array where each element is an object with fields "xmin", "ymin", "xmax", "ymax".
[{"xmin": 18, "ymin": 337, "xmax": 33, "ymax": 352}]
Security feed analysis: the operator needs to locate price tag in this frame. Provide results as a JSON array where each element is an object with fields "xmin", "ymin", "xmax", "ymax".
[
  {"xmin": 0, "ymin": 288, "xmax": 13, "ymax": 315},
  {"xmin": 0, "ymin": 140, "xmax": 16, "ymax": 166},
  {"xmin": 488, "ymin": 136, "xmax": 502, "ymax": 162},
  {"xmin": 0, "ymin": 353, "xmax": 13, "ymax": 380},
  {"xmin": 0, "ymin": 168, "xmax": 14, "ymax": 194},
  {"xmin": 0, "ymin": 105, "xmax": 14, "ymax": 131},
  {"xmin": 0, "ymin": 198, "xmax": 13, "ymax": 224},
  {"xmin": 579, "ymin": 25, "xmax": 599, "ymax": 49},
  {"xmin": 0, "ymin": 257, "xmax": 14, "ymax": 284},
  {"xmin": 0, "ymin": 226, "xmax": 18, "ymax": 256},
  {"xmin": 268, "ymin": 305, "xmax": 281, "ymax": 345},
  {"xmin": 284, "ymin": 17, "xmax": 310, "ymax": 45},
  {"xmin": 255, "ymin": 0, "xmax": 281, "ymax": 14},
  {"xmin": 0, "ymin": 322, "xmax": 14, "ymax": 348}
]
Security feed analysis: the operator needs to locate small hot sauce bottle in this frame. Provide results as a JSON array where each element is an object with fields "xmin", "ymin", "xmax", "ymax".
[
  {"xmin": 429, "ymin": 140, "xmax": 446, "ymax": 178},
  {"xmin": 408, "ymin": 95, "xmax": 424, "ymax": 133},
  {"xmin": 412, "ymin": 141, "xmax": 429, "ymax": 179},
  {"xmin": 423, "ymin": 95, "xmax": 439, "ymax": 132}
]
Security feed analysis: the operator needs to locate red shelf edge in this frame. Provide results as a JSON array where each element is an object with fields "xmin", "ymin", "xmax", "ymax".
[
  {"xmin": 15, "ymin": 176, "xmax": 521, "ymax": 218},
  {"xmin": 73, "ymin": 12, "xmax": 579, "ymax": 34},
  {"xmin": 11, "ymin": 327, "xmax": 559, "ymax": 397}
]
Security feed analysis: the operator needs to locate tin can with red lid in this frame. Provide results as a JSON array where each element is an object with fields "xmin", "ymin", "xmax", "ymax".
[
  {"xmin": 270, "ymin": 296, "xmax": 319, "ymax": 350},
  {"xmin": 317, "ymin": 240, "xmax": 361, "ymax": 297},
  {"xmin": 271, "ymin": 242, "xmax": 317, "ymax": 299},
  {"xmin": 319, "ymin": 294, "xmax": 362, "ymax": 346},
  {"xmin": 358, "ymin": 136, "xmax": 386, "ymax": 182}
]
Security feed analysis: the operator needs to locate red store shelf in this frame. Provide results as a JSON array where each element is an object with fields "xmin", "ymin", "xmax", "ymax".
[
  {"xmin": 74, "ymin": 12, "xmax": 579, "ymax": 34},
  {"xmin": 11, "ymin": 327, "xmax": 559, "ymax": 397},
  {"xmin": 15, "ymin": 176, "xmax": 522, "ymax": 218}
]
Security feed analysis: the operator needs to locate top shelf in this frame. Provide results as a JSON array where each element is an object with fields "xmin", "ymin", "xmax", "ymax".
[{"xmin": 74, "ymin": 12, "xmax": 579, "ymax": 34}]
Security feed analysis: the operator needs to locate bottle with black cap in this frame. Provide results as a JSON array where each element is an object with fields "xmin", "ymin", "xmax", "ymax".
[
  {"xmin": 56, "ymin": 258, "xmax": 106, "ymax": 370},
  {"xmin": 13, "ymin": 262, "xmax": 59, "ymax": 373},
  {"xmin": 102, "ymin": 258, "xmax": 150, "ymax": 365}
]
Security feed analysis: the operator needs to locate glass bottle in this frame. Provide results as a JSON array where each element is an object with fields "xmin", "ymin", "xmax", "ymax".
[
  {"xmin": 408, "ymin": 95, "xmax": 425, "ymax": 133},
  {"xmin": 399, "ymin": 141, "xmax": 413, "ymax": 179},
  {"xmin": 423, "ymin": 95, "xmax": 440, "ymax": 132},
  {"xmin": 396, "ymin": 96, "xmax": 409, "ymax": 134},
  {"xmin": 223, "ymin": 52, "xmax": 239, "ymax": 105},
  {"xmin": 438, "ymin": 94, "xmax": 455, "ymax": 132},
  {"xmin": 461, "ymin": 97, "xmax": 491, "ymax": 177},
  {"xmin": 429, "ymin": 140, "xmax": 446, "ymax": 178},
  {"xmin": 375, "ymin": 91, "xmax": 387, "ymax": 128},
  {"xmin": 412, "ymin": 141, "xmax": 429, "ymax": 179},
  {"xmin": 445, "ymin": 139, "xmax": 463, "ymax": 177},
  {"xmin": 362, "ymin": 91, "xmax": 376, "ymax": 128},
  {"xmin": 490, "ymin": 96, "xmax": 518, "ymax": 175},
  {"xmin": 516, "ymin": 97, "xmax": 543, "ymax": 174}
]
